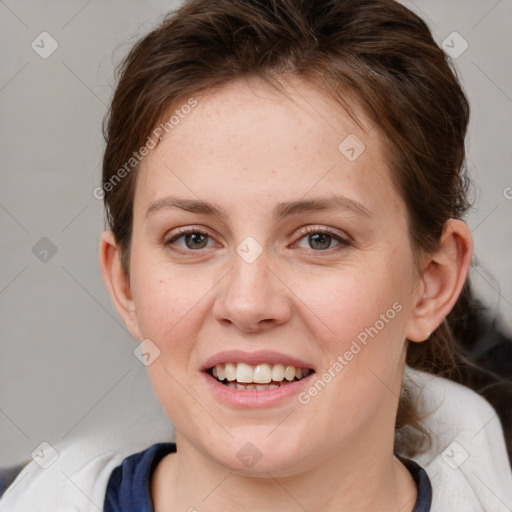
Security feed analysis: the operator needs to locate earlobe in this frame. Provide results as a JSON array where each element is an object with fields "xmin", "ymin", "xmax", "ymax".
[
  {"xmin": 405, "ymin": 219, "xmax": 473, "ymax": 343},
  {"xmin": 98, "ymin": 230, "xmax": 142, "ymax": 340}
]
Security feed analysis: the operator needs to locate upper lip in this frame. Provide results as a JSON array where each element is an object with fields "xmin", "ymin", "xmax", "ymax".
[{"xmin": 201, "ymin": 350, "xmax": 315, "ymax": 372}]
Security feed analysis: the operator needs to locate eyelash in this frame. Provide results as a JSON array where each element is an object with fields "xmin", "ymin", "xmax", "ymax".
[{"xmin": 163, "ymin": 226, "xmax": 352, "ymax": 256}]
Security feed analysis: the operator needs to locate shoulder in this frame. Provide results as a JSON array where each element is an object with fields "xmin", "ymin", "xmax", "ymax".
[
  {"xmin": 0, "ymin": 444, "xmax": 125, "ymax": 511},
  {"xmin": 404, "ymin": 365, "xmax": 512, "ymax": 512},
  {"xmin": 104, "ymin": 443, "xmax": 176, "ymax": 512},
  {"xmin": 0, "ymin": 414, "xmax": 174, "ymax": 512}
]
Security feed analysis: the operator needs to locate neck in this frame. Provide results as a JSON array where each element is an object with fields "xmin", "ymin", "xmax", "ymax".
[{"xmin": 152, "ymin": 432, "xmax": 417, "ymax": 512}]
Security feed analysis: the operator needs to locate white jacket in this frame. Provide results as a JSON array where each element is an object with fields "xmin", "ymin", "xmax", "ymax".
[{"xmin": 1, "ymin": 366, "xmax": 511, "ymax": 511}]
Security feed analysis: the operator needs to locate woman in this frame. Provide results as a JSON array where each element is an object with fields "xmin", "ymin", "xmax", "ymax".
[
  {"xmin": 2, "ymin": 0, "xmax": 511, "ymax": 510},
  {"xmin": 96, "ymin": 0, "xmax": 509, "ymax": 509}
]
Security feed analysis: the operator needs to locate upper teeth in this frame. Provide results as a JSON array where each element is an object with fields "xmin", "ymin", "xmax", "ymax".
[{"xmin": 211, "ymin": 363, "xmax": 310, "ymax": 384}]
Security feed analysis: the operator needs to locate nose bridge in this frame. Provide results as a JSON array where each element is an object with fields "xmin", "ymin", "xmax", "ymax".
[
  {"xmin": 230, "ymin": 232, "xmax": 271, "ymax": 291},
  {"xmin": 213, "ymin": 240, "xmax": 291, "ymax": 331}
]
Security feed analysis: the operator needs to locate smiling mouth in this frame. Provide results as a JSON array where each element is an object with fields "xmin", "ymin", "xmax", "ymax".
[{"xmin": 207, "ymin": 362, "xmax": 314, "ymax": 390}]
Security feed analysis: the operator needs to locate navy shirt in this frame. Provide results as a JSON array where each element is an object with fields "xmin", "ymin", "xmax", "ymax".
[{"xmin": 104, "ymin": 442, "xmax": 432, "ymax": 511}]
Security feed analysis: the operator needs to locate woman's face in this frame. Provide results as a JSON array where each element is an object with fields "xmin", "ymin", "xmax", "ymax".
[{"xmin": 125, "ymin": 77, "xmax": 424, "ymax": 475}]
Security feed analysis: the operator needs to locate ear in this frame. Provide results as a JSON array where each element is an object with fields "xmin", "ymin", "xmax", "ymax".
[
  {"xmin": 405, "ymin": 219, "xmax": 473, "ymax": 342},
  {"xmin": 99, "ymin": 230, "xmax": 142, "ymax": 341}
]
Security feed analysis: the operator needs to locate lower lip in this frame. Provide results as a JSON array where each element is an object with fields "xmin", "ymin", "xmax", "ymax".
[{"xmin": 202, "ymin": 371, "xmax": 315, "ymax": 408}]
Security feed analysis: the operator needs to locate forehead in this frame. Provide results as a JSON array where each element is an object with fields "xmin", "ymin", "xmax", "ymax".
[{"xmin": 134, "ymin": 76, "xmax": 405, "ymax": 223}]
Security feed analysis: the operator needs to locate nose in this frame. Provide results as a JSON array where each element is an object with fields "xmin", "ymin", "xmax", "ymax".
[{"xmin": 212, "ymin": 249, "xmax": 292, "ymax": 333}]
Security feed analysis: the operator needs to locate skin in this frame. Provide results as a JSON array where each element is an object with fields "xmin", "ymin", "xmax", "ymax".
[{"xmin": 100, "ymin": 76, "xmax": 473, "ymax": 511}]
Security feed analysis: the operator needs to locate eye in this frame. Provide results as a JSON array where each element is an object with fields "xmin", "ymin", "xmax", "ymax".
[
  {"xmin": 164, "ymin": 227, "xmax": 216, "ymax": 253},
  {"xmin": 294, "ymin": 226, "xmax": 351, "ymax": 252},
  {"xmin": 163, "ymin": 226, "xmax": 351, "ymax": 256}
]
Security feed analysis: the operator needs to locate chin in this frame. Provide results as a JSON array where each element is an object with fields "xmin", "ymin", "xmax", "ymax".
[{"xmin": 204, "ymin": 434, "xmax": 309, "ymax": 477}]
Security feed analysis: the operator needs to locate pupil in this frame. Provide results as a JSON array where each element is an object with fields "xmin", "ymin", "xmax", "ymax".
[
  {"xmin": 185, "ymin": 233, "xmax": 207, "ymax": 249},
  {"xmin": 309, "ymin": 233, "xmax": 331, "ymax": 250}
]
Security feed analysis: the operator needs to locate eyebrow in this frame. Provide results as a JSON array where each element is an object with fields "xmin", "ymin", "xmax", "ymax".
[{"xmin": 145, "ymin": 195, "xmax": 372, "ymax": 220}]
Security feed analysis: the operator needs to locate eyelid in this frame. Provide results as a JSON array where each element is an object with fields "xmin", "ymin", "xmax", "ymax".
[{"xmin": 164, "ymin": 225, "xmax": 216, "ymax": 242}]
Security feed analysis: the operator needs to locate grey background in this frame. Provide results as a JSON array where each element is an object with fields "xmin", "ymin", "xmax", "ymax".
[{"xmin": 0, "ymin": 0, "xmax": 511, "ymax": 466}]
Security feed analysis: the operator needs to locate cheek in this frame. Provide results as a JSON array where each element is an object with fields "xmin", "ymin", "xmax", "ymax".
[
  {"xmin": 295, "ymin": 258, "xmax": 413, "ymax": 400},
  {"xmin": 298, "ymin": 261, "xmax": 410, "ymax": 348},
  {"xmin": 131, "ymin": 258, "xmax": 207, "ymax": 340},
  {"xmin": 131, "ymin": 270, "xmax": 212, "ymax": 426}
]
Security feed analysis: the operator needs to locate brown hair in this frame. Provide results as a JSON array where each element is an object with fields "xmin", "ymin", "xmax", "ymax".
[{"xmin": 102, "ymin": 0, "xmax": 476, "ymax": 456}]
